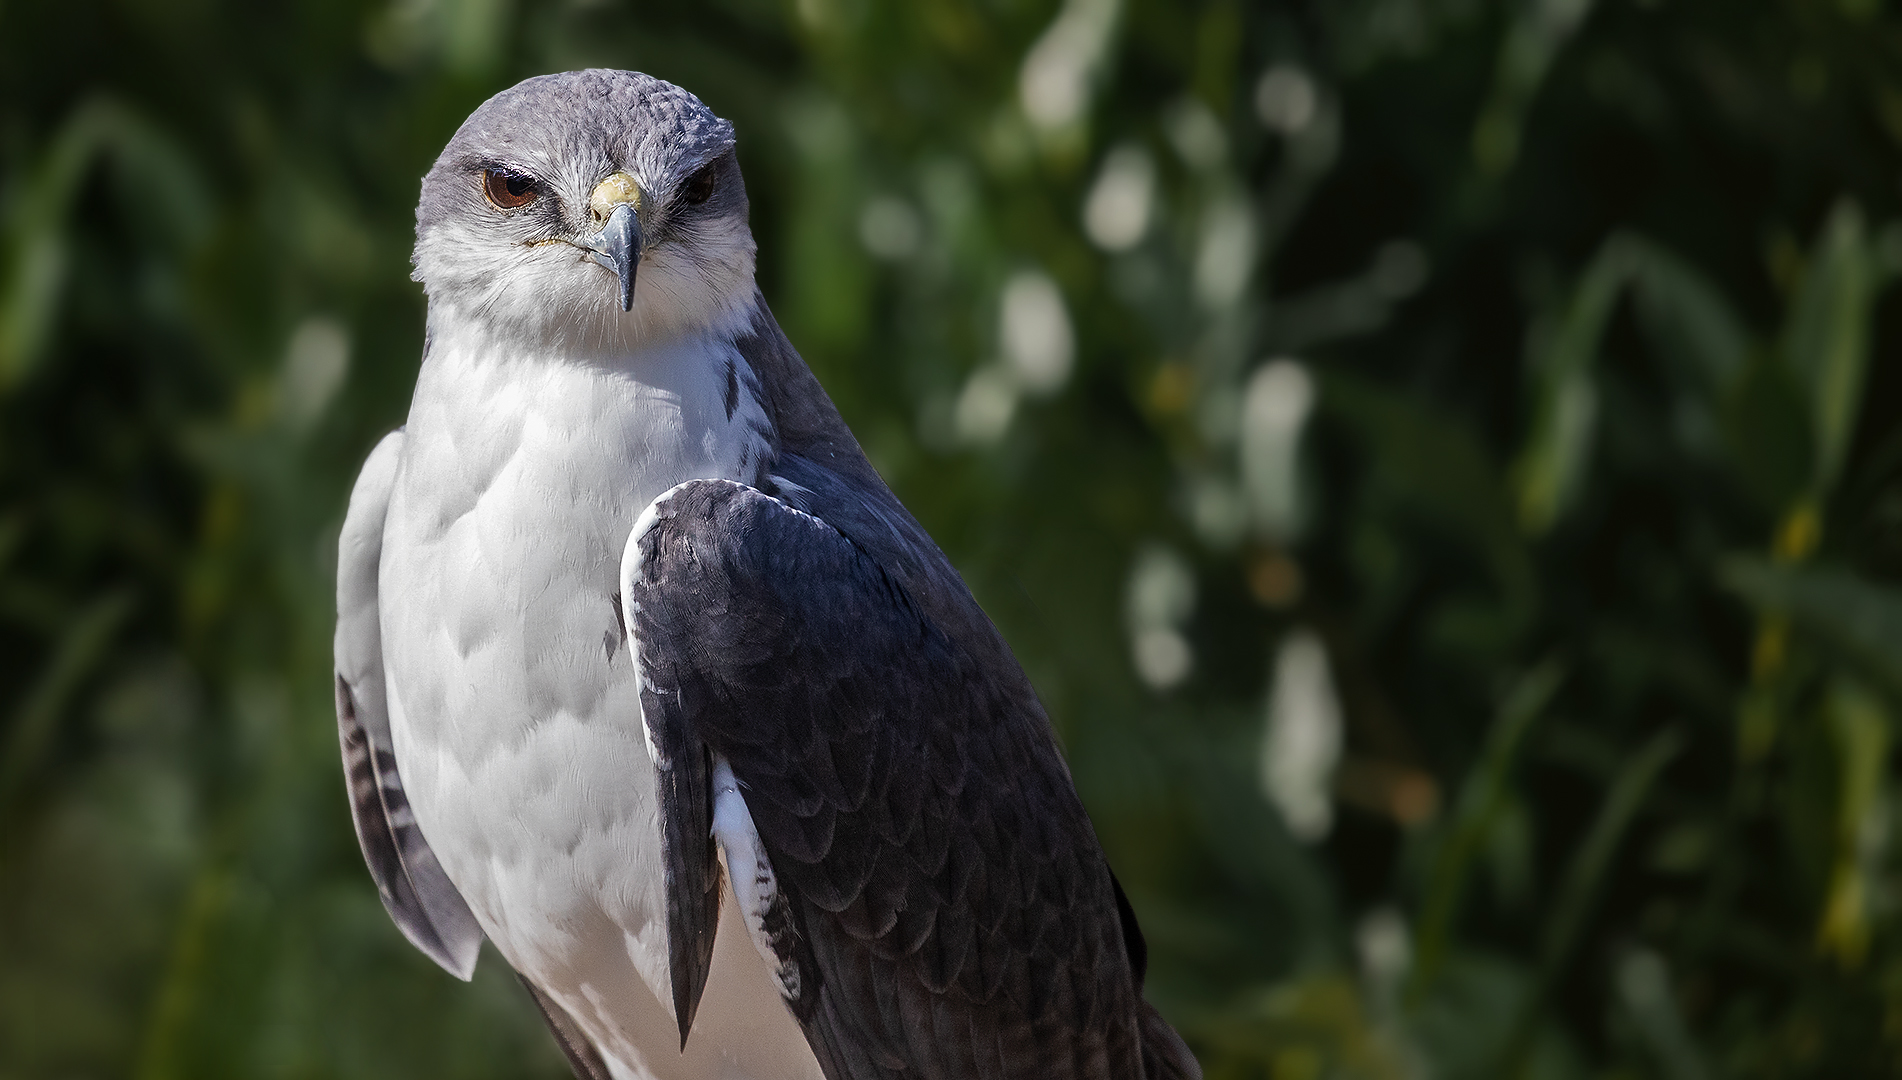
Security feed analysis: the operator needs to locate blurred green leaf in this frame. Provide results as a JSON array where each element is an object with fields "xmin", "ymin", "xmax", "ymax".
[
  {"xmin": 1512, "ymin": 238, "xmax": 1630, "ymax": 535},
  {"xmin": 1412, "ymin": 661, "xmax": 1565, "ymax": 994},
  {"xmin": 1626, "ymin": 235, "xmax": 1749, "ymax": 398},
  {"xmin": 0, "ymin": 591, "xmax": 135, "ymax": 807},
  {"xmin": 1614, "ymin": 948, "xmax": 1711, "ymax": 1080},
  {"xmin": 1501, "ymin": 726, "xmax": 1683, "ymax": 1070},
  {"xmin": 1324, "ymin": 371, "xmax": 1535, "ymax": 620},
  {"xmin": 0, "ymin": 98, "xmax": 208, "ymax": 392},
  {"xmin": 1191, "ymin": 972, "xmax": 1411, "ymax": 1079},
  {"xmin": 1720, "ymin": 558, "xmax": 1902, "ymax": 701},
  {"xmin": 1408, "ymin": 951, "xmax": 1586, "ymax": 1080},
  {"xmin": 1816, "ymin": 677, "xmax": 1888, "ymax": 969},
  {"xmin": 1719, "ymin": 353, "xmax": 1815, "ymax": 511},
  {"xmin": 1470, "ymin": 0, "xmax": 1597, "ymax": 176},
  {"xmin": 1783, "ymin": 200, "xmax": 1876, "ymax": 493}
]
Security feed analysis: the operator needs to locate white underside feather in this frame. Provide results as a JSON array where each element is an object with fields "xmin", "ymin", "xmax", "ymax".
[{"xmin": 377, "ymin": 322, "xmax": 820, "ymax": 1080}]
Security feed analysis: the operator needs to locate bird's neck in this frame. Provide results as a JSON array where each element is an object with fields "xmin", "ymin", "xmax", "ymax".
[
  {"xmin": 409, "ymin": 307, "xmax": 776, "ymax": 499},
  {"xmin": 423, "ymin": 266, "xmax": 760, "ymax": 367}
]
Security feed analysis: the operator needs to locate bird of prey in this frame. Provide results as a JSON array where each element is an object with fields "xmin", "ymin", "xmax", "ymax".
[{"xmin": 334, "ymin": 69, "xmax": 1198, "ymax": 1080}]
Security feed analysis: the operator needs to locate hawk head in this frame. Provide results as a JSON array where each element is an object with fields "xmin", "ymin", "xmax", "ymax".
[{"xmin": 413, "ymin": 70, "xmax": 755, "ymax": 351}]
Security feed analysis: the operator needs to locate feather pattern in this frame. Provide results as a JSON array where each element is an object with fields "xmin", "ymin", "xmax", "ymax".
[{"xmin": 624, "ymin": 473, "xmax": 1197, "ymax": 1080}]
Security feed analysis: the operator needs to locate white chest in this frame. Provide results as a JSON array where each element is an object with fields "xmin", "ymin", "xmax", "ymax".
[
  {"xmin": 375, "ymin": 331, "xmax": 813, "ymax": 1079},
  {"xmin": 380, "ymin": 330, "xmax": 768, "ymax": 791}
]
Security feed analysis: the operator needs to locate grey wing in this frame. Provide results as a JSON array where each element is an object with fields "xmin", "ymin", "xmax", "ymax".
[
  {"xmin": 624, "ymin": 479, "xmax": 1194, "ymax": 1080},
  {"xmin": 335, "ymin": 430, "xmax": 484, "ymax": 980}
]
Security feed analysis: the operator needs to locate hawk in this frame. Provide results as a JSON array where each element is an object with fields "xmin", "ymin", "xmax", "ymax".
[{"xmin": 333, "ymin": 69, "xmax": 1197, "ymax": 1080}]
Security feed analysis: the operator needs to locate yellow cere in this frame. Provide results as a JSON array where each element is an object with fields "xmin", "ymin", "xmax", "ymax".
[{"xmin": 589, "ymin": 172, "xmax": 642, "ymax": 224}]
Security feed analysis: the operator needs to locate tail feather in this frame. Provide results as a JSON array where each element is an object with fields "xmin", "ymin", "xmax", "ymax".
[{"xmin": 1139, "ymin": 1001, "xmax": 1201, "ymax": 1080}]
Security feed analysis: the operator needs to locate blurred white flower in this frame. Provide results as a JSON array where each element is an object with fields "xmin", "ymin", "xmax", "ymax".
[
  {"xmin": 1255, "ymin": 65, "xmax": 1318, "ymax": 135},
  {"xmin": 1262, "ymin": 629, "xmax": 1342, "ymax": 841},
  {"xmin": 1165, "ymin": 98, "xmax": 1227, "ymax": 170},
  {"xmin": 1083, "ymin": 145, "xmax": 1154, "ymax": 252},
  {"xmin": 953, "ymin": 366, "xmax": 1018, "ymax": 445},
  {"xmin": 1241, "ymin": 358, "xmax": 1315, "ymax": 541},
  {"xmin": 1019, "ymin": 0, "xmax": 1120, "ymax": 130},
  {"xmin": 1127, "ymin": 545, "xmax": 1195, "ymax": 628},
  {"xmin": 1188, "ymin": 474, "xmax": 1249, "ymax": 550},
  {"xmin": 1370, "ymin": 239, "xmax": 1429, "ymax": 299},
  {"xmin": 1132, "ymin": 628, "xmax": 1193, "ymax": 690},
  {"xmin": 1126, "ymin": 545, "xmax": 1196, "ymax": 691},
  {"xmin": 1356, "ymin": 906, "xmax": 1412, "ymax": 992},
  {"xmin": 279, "ymin": 316, "xmax": 350, "ymax": 433},
  {"xmin": 999, "ymin": 270, "xmax": 1073, "ymax": 395},
  {"xmin": 1194, "ymin": 196, "xmax": 1255, "ymax": 309},
  {"xmin": 952, "ymin": 270, "xmax": 1074, "ymax": 445},
  {"xmin": 858, "ymin": 196, "xmax": 922, "ymax": 260}
]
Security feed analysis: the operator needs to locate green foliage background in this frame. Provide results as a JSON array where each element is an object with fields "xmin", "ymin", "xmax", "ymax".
[{"xmin": 4, "ymin": 0, "xmax": 1902, "ymax": 1076}]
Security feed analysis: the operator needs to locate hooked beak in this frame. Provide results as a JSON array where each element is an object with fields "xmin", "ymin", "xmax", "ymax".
[{"xmin": 584, "ymin": 202, "xmax": 643, "ymax": 312}]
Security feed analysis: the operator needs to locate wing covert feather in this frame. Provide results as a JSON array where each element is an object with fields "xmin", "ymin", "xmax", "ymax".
[{"xmin": 625, "ymin": 478, "xmax": 1197, "ymax": 1079}]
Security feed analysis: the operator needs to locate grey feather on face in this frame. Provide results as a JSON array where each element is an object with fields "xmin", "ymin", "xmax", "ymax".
[{"xmin": 412, "ymin": 70, "xmax": 756, "ymax": 352}]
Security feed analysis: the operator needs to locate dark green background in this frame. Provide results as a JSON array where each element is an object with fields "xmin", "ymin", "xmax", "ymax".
[{"xmin": 4, "ymin": 0, "xmax": 1902, "ymax": 1076}]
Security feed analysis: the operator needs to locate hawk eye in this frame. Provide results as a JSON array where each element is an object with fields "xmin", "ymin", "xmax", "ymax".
[
  {"xmin": 682, "ymin": 162, "xmax": 717, "ymax": 206},
  {"xmin": 482, "ymin": 168, "xmax": 539, "ymax": 210}
]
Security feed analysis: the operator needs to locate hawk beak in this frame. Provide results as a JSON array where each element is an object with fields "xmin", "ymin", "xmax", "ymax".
[
  {"xmin": 584, "ymin": 173, "xmax": 645, "ymax": 312},
  {"xmin": 585, "ymin": 203, "xmax": 643, "ymax": 312}
]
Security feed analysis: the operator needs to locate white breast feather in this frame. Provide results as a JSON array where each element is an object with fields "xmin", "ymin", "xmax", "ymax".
[{"xmin": 377, "ymin": 322, "xmax": 818, "ymax": 1080}]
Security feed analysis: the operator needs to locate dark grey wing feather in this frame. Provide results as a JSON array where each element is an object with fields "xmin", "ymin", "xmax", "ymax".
[
  {"xmin": 334, "ymin": 431, "xmax": 484, "ymax": 980},
  {"xmin": 627, "ymin": 478, "xmax": 1193, "ymax": 1080},
  {"xmin": 647, "ymin": 688, "xmax": 722, "ymax": 1049},
  {"xmin": 517, "ymin": 974, "xmax": 615, "ymax": 1080}
]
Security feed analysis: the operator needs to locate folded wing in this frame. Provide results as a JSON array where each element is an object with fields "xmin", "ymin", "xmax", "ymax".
[{"xmin": 624, "ymin": 478, "xmax": 1178, "ymax": 1080}]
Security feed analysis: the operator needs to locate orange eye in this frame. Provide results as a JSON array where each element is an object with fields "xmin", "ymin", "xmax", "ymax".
[{"xmin": 483, "ymin": 168, "xmax": 539, "ymax": 209}]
